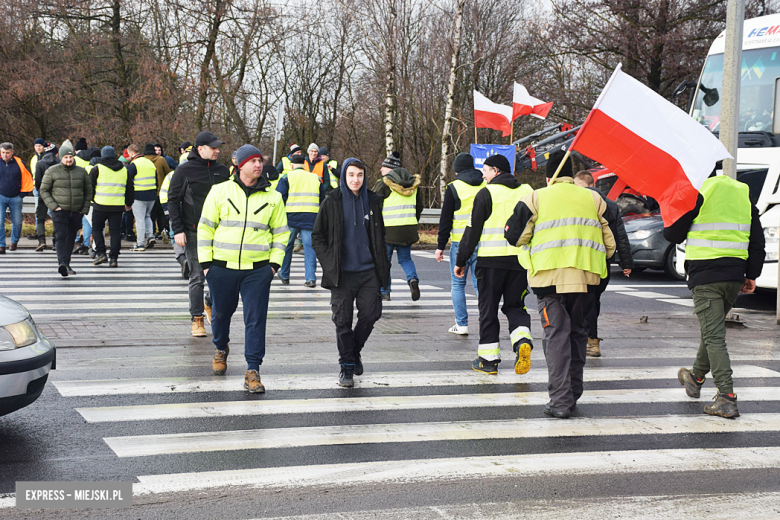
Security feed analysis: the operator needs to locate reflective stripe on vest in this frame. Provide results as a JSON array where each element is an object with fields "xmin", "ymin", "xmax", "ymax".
[
  {"xmin": 450, "ymin": 179, "xmax": 485, "ymax": 242},
  {"xmin": 133, "ymin": 157, "xmax": 157, "ymax": 192},
  {"xmin": 383, "ymin": 189, "xmax": 417, "ymax": 227},
  {"xmin": 685, "ymin": 175, "xmax": 751, "ymax": 261},
  {"xmin": 526, "ymin": 182, "xmax": 607, "ymax": 278},
  {"xmin": 286, "ymin": 169, "xmax": 320, "ymax": 213},
  {"xmin": 94, "ymin": 164, "xmax": 128, "ymax": 206},
  {"xmin": 159, "ymin": 171, "xmax": 174, "ymax": 204},
  {"xmin": 477, "ymin": 183, "xmax": 533, "ymax": 257}
]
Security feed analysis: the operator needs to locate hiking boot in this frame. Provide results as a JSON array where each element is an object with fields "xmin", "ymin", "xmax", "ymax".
[
  {"xmin": 354, "ymin": 352, "xmax": 363, "ymax": 376},
  {"xmin": 145, "ymin": 238, "xmax": 155, "ymax": 249},
  {"xmin": 212, "ymin": 346, "xmax": 229, "ymax": 375},
  {"xmin": 129, "ymin": 244, "xmax": 146, "ymax": 252},
  {"xmin": 35, "ymin": 242, "xmax": 46, "ymax": 252},
  {"xmin": 704, "ymin": 393, "xmax": 739, "ymax": 418},
  {"xmin": 109, "ymin": 259, "xmax": 118, "ymax": 268},
  {"xmin": 204, "ymin": 298, "xmax": 212, "ymax": 324},
  {"xmin": 472, "ymin": 357, "xmax": 499, "ymax": 375},
  {"xmin": 161, "ymin": 232, "xmax": 170, "ymax": 244},
  {"xmin": 93, "ymin": 254, "xmax": 108, "ymax": 266},
  {"xmin": 586, "ymin": 337, "xmax": 601, "ymax": 357},
  {"xmin": 339, "ymin": 365, "xmax": 354, "ymax": 387},
  {"xmin": 304, "ymin": 280, "xmax": 316, "ymax": 288},
  {"xmin": 191, "ymin": 316, "xmax": 207, "ymax": 337},
  {"xmin": 513, "ymin": 339, "xmax": 532, "ymax": 375},
  {"xmin": 448, "ymin": 324, "xmax": 468, "ymax": 335},
  {"xmin": 26, "ymin": 233, "xmax": 38, "ymax": 240},
  {"xmin": 244, "ymin": 369, "xmax": 265, "ymax": 393},
  {"xmin": 381, "ymin": 293, "xmax": 391, "ymax": 301},
  {"xmin": 0, "ymin": 247, "xmax": 5, "ymax": 254},
  {"xmin": 409, "ymin": 278, "xmax": 420, "ymax": 301},
  {"xmin": 58, "ymin": 264, "xmax": 68, "ymax": 277},
  {"xmin": 678, "ymin": 368, "xmax": 704, "ymax": 398},
  {"xmin": 544, "ymin": 403, "xmax": 571, "ymax": 419},
  {"xmin": 9, "ymin": 242, "xmax": 17, "ymax": 251}
]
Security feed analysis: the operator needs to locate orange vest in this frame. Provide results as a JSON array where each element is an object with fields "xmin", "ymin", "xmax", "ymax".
[
  {"xmin": 304, "ymin": 160, "xmax": 326, "ymax": 182},
  {"xmin": 14, "ymin": 157, "xmax": 34, "ymax": 193}
]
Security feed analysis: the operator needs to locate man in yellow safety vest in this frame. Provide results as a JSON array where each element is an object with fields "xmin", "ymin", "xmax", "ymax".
[
  {"xmin": 88, "ymin": 146, "xmax": 134, "ymax": 267},
  {"xmin": 126, "ymin": 144, "xmax": 159, "ymax": 251}
]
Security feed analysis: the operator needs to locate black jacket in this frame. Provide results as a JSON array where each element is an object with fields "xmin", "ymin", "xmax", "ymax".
[
  {"xmin": 35, "ymin": 153, "xmax": 58, "ymax": 192},
  {"xmin": 664, "ymin": 193, "xmax": 765, "ymax": 289},
  {"xmin": 437, "ymin": 168, "xmax": 485, "ymax": 250},
  {"xmin": 588, "ymin": 187, "xmax": 633, "ymax": 270},
  {"xmin": 456, "ymin": 172, "xmax": 526, "ymax": 271},
  {"xmin": 312, "ymin": 188, "xmax": 391, "ymax": 290},
  {"xmin": 89, "ymin": 158, "xmax": 135, "ymax": 212},
  {"xmin": 167, "ymin": 149, "xmax": 231, "ymax": 235}
]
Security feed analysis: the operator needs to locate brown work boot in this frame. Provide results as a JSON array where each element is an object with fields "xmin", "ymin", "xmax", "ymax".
[
  {"xmin": 9, "ymin": 242, "xmax": 17, "ymax": 251},
  {"xmin": 244, "ymin": 369, "xmax": 265, "ymax": 393},
  {"xmin": 586, "ymin": 338, "xmax": 601, "ymax": 357},
  {"xmin": 212, "ymin": 346, "xmax": 229, "ymax": 375},
  {"xmin": 704, "ymin": 393, "xmax": 739, "ymax": 418},
  {"xmin": 191, "ymin": 316, "xmax": 207, "ymax": 337},
  {"xmin": 204, "ymin": 299, "xmax": 212, "ymax": 324}
]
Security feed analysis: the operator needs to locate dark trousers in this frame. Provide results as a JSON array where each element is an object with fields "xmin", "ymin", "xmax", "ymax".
[
  {"xmin": 184, "ymin": 229, "xmax": 205, "ymax": 317},
  {"xmin": 35, "ymin": 197, "xmax": 48, "ymax": 239},
  {"xmin": 152, "ymin": 198, "xmax": 167, "ymax": 233},
  {"xmin": 120, "ymin": 209, "xmax": 134, "ymax": 237},
  {"xmin": 330, "ymin": 269, "xmax": 382, "ymax": 365},
  {"xmin": 538, "ymin": 293, "xmax": 593, "ymax": 413},
  {"xmin": 92, "ymin": 210, "xmax": 122, "ymax": 259},
  {"xmin": 51, "ymin": 210, "xmax": 82, "ymax": 267},
  {"xmin": 475, "ymin": 266, "xmax": 532, "ymax": 360},
  {"xmin": 584, "ymin": 264, "xmax": 611, "ymax": 339},
  {"xmin": 206, "ymin": 264, "xmax": 273, "ymax": 370}
]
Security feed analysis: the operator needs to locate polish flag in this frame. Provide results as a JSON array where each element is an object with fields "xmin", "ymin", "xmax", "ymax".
[
  {"xmin": 570, "ymin": 65, "xmax": 732, "ymax": 226},
  {"xmin": 474, "ymin": 90, "xmax": 513, "ymax": 137},
  {"xmin": 513, "ymin": 83, "xmax": 553, "ymax": 120}
]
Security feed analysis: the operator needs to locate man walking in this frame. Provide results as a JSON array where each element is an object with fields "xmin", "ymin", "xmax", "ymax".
[
  {"xmin": 454, "ymin": 155, "xmax": 534, "ymax": 375},
  {"xmin": 0, "ymin": 143, "xmax": 33, "ymax": 254},
  {"xmin": 372, "ymin": 152, "xmax": 422, "ymax": 301},
  {"xmin": 39, "ymin": 140, "xmax": 93, "ymax": 276},
  {"xmin": 34, "ymin": 144, "xmax": 58, "ymax": 251},
  {"xmin": 89, "ymin": 146, "xmax": 134, "ymax": 267},
  {"xmin": 312, "ymin": 159, "xmax": 390, "ymax": 387},
  {"xmin": 168, "ymin": 131, "xmax": 231, "ymax": 337},
  {"xmin": 505, "ymin": 152, "xmax": 614, "ymax": 418},
  {"xmin": 198, "ymin": 145, "xmax": 289, "ymax": 393},
  {"xmin": 665, "ymin": 173, "xmax": 764, "ymax": 418},
  {"xmin": 435, "ymin": 153, "xmax": 484, "ymax": 334},
  {"xmin": 126, "ymin": 144, "xmax": 159, "ymax": 251}
]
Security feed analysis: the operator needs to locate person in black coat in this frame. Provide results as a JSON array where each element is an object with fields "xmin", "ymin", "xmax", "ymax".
[
  {"xmin": 573, "ymin": 171, "xmax": 633, "ymax": 357},
  {"xmin": 311, "ymin": 158, "xmax": 390, "ymax": 388}
]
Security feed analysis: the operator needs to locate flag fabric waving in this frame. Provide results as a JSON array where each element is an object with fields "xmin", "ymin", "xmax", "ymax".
[
  {"xmin": 474, "ymin": 90, "xmax": 513, "ymax": 137},
  {"xmin": 569, "ymin": 64, "xmax": 732, "ymax": 226},
  {"xmin": 513, "ymin": 83, "xmax": 553, "ymax": 120}
]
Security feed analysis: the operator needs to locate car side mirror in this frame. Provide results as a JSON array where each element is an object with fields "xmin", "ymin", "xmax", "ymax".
[{"xmin": 773, "ymin": 77, "xmax": 780, "ymax": 134}]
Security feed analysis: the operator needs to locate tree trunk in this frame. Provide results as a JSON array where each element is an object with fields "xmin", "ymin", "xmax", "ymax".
[
  {"xmin": 439, "ymin": 0, "xmax": 466, "ymax": 203},
  {"xmin": 384, "ymin": 2, "xmax": 397, "ymax": 156},
  {"xmin": 110, "ymin": 0, "xmax": 131, "ymax": 138},
  {"xmin": 195, "ymin": 0, "xmax": 227, "ymax": 131}
]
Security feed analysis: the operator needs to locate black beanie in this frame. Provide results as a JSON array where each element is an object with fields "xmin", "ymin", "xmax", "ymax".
[
  {"xmin": 484, "ymin": 154, "xmax": 511, "ymax": 173},
  {"xmin": 291, "ymin": 154, "xmax": 305, "ymax": 164},
  {"xmin": 545, "ymin": 150, "xmax": 573, "ymax": 178},
  {"xmin": 143, "ymin": 143, "xmax": 156, "ymax": 156},
  {"xmin": 382, "ymin": 151, "xmax": 401, "ymax": 169},
  {"xmin": 75, "ymin": 138, "xmax": 88, "ymax": 152},
  {"xmin": 453, "ymin": 153, "xmax": 474, "ymax": 173}
]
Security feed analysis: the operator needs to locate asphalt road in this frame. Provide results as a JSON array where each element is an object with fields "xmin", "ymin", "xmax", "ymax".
[{"xmin": 1, "ymin": 246, "xmax": 779, "ymax": 519}]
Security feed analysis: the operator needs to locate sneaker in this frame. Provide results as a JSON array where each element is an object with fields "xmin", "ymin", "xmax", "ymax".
[
  {"xmin": 244, "ymin": 369, "xmax": 265, "ymax": 393},
  {"xmin": 704, "ymin": 393, "xmax": 739, "ymax": 418},
  {"xmin": 66, "ymin": 266, "xmax": 76, "ymax": 275},
  {"xmin": 145, "ymin": 238, "xmax": 155, "ymax": 249},
  {"xmin": 129, "ymin": 245, "xmax": 146, "ymax": 252},
  {"xmin": 381, "ymin": 293, "xmax": 391, "ymax": 301},
  {"xmin": 161, "ymin": 233, "xmax": 170, "ymax": 244},
  {"xmin": 544, "ymin": 403, "xmax": 571, "ymax": 419},
  {"xmin": 586, "ymin": 337, "xmax": 601, "ymax": 357},
  {"xmin": 58, "ymin": 264, "xmax": 68, "ymax": 277},
  {"xmin": 191, "ymin": 316, "xmax": 207, "ymax": 337},
  {"xmin": 93, "ymin": 254, "xmax": 108, "ymax": 266},
  {"xmin": 212, "ymin": 346, "xmax": 229, "ymax": 375},
  {"xmin": 78, "ymin": 246, "xmax": 89, "ymax": 255},
  {"xmin": 448, "ymin": 324, "xmax": 468, "ymax": 335},
  {"xmin": 304, "ymin": 280, "xmax": 316, "ymax": 288},
  {"xmin": 109, "ymin": 259, "xmax": 118, "ymax": 268},
  {"xmin": 472, "ymin": 357, "xmax": 499, "ymax": 375},
  {"xmin": 26, "ymin": 233, "xmax": 38, "ymax": 240},
  {"xmin": 279, "ymin": 276, "xmax": 290, "ymax": 285},
  {"xmin": 339, "ymin": 365, "xmax": 354, "ymax": 387},
  {"xmin": 204, "ymin": 298, "xmax": 212, "ymax": 325},
  {"xmin": 35, "ymin": 242, "xmax": 46, "ymax": 252},
  {"xmin": 88, "ymin": 248, "xmax": 97, "ymax": 259},
  {"xmin": 513, "ymin": 339, "xmax": 532, "ymax": 375},
  {"xmin": 354, "ymin": 352, "xmax": 363, "ymax": 376},
  {"xmin": 409, "ymin": 279, "xmax": 420, "ymax": 301},
  {"xmin": 678, "ymin": 368, "xmax": 704, "ymax": 399}
]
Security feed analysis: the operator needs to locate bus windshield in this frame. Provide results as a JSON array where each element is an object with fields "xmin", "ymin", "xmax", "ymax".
[{"xmin": 692, "ymin": 47, "xmax": 780, "ymax": 133}]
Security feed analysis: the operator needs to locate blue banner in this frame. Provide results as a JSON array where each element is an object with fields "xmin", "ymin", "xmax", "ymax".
[{"xmin": 470, "ymin": 144, "xmax": 516, "ymax": 173}]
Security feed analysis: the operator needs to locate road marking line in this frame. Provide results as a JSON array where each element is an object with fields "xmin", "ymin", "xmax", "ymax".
[
  {"xmin": 9, "ymin": 291, "xmax": 453, "ymax": 302},
  {"xmin": 658, "ymin": 298, "xmax": 695, "ymax": 307},
  {"xmin": 24, "ymin": 308, "xmax": 466, "ymax": 319},
  {"xmin": 614, "ymin": 291, "xmax": 678, "ymax": 299},
  {"xmin": 76, "ymin": 386, "xmax": 780, "ymax": 423},
  {"xmin": 52, "ymin": 365, "xmax": 780, "ymax": 396}
]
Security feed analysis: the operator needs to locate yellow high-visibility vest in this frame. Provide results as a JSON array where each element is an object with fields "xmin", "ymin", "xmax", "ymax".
[
  {"xmin": 477, "ymin": 183, "xmax": 533, "ymax": 257},
  {"xmin": 285, "ymin": 169, "xmax": 320, "ymax": 213},
  {"xmin": 94, "ymin": 164, "xmax": 128, "ymax": 206},
  {"xmin": 159, "ymin": 171, "xmax": 175, "ymax": 204},
  {"xmin": 383, "ymin": 189, "xmax": 417, "ymax": 227},
  {"xmin": 450, "ymin": 179, "xmax": 485, "ymax": 243},
  {"xmin": 132, "ymin": 157, "xmax": 157, "ymax": 192}
]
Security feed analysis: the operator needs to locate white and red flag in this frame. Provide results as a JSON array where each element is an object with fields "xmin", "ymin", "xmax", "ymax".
[
  {"xmin": 569, "ymin": 64, "xmax": 732, "ymax": 226},
  {"xmin": 474, "ymin": 90, "xmax": 513, "ymax": 137},
  {"xmin": 513, "ymin": 83, "xmax": 553, "ymax": 120}
]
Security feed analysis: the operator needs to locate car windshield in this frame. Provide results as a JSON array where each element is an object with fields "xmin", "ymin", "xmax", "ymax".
[{"xmin": 692, "ymin": 47, "xmax": 780, "ymax": 133}]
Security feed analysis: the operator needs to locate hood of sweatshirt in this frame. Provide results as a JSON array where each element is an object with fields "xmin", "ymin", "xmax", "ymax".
[
  {"xmin": 383, "ymin": 167, "xmax": 420, "ymax": 195},
  {"xmin": 455, "ymin": 168, "xmax": 484, "ymax": 186},
  {"xmin": 489, "ymin": 171, "xmax": 522, "ymax": 189},
  {"xmin": 75, "ymin": 149, "xmax": 91, "ymax": 161},
  {"xmin": 340, "ymin": 158, "xmax": 369, "ymax": 225},
  {"xmin": 98, "ymin": 157, "xmax": 126, "ymax": 171}
]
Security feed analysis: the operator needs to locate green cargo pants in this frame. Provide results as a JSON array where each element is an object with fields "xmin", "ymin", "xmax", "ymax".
[{"xmin": 691, "ymin": 280, "xmax": 743, "ymax": 394}]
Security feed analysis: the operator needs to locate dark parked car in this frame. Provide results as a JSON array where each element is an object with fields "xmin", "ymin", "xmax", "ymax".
[{"xmin": 613, "ymin": 213, "xmax": 684, "ymax": 280}]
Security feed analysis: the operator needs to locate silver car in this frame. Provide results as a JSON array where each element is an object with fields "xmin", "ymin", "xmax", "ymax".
[
  {"xmin": 614, "ymin": 213, "xmax": 685, "ymax": 281},
  {"xmin": 0, "ymin": 295, "xmax": 55, "ymax": 416}
]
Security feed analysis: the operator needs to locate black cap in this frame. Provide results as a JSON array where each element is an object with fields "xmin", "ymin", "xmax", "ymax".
[
  {"xmin": 194, "ymin": 131, "xmax": 224, "ymax": 148},
  {"xmin": 291, "ymin": 155, "xmax": 305, "ymax": 164},
  {"xmin": 545, "ymin": 150, "xmax": 573, "ymax": 178},
  {"xmin": 180, "ymin": 141, "xmax": 192, "ymax": 150},
  {"xmin": 143, "ymin": 143, "xmax": 156, "ymax": 155},
  {"xmin": 318, "ymin": 146, "xmax": 329, "ymax": 156},
  {"xmin": 453, "ymin": 153, "xmax": 474, "ymax": 173},
  {"xmin": 484, "ymin": 154, "xmax": 511, "ymax": 173}
]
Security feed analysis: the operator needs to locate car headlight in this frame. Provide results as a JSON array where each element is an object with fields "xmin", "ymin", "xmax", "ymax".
[
  {"xmin": 0, "ymin": 318, "xmax": 38, "ymax": 351},
  {"xmin": 628, "ymin": 229, "xmax": 653, "ymax": 240}
]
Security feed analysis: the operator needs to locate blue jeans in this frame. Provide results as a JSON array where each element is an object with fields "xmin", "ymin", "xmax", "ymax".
[
  {"xmin": 280, "ymin": 227, "xmax": 316, "ymax": 282},
  {"xmin": 206, "ymin": 264, "xmax": 273, "ymax": 371},
  {"xmin": 0, "ymin": 194, "xmax": 23, "ymax": 248},
  {"xmin": 79, "ymin": 215, "xmax": 92, "ymax": 247},
  {"xmin": 382, "ymin": 243, "xmax": 418, "ymax": 295},
  {"xmin": 450, "ymin": 242, "xmax": 479, "ymax": 327}
]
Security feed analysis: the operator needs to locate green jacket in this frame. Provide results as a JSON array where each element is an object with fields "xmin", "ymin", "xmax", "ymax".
[{"xmin": 40, "ymin": 162, "xmax": 93, "ymax": 214}]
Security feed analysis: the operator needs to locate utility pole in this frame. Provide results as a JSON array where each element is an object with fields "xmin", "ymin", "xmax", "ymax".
[
  {"xmin": 272, "ymin": 100, "xmax": 285, "ymax": 166},
  {"xmin": 719, "ymin": 0, "xmax": 744, "ymax": 180}
]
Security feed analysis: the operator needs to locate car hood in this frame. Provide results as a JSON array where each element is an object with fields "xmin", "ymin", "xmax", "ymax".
[
  {"xmin": 622, "ymin": 213, "xmax": 663, "ymax": 232},
  {"xmin": 0, "ymin": 295, "xmax": 30, "ymax": 326}
]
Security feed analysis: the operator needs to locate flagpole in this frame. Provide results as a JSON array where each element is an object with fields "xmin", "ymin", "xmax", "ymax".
[
  {"xmin": 474, "ymin": 127, "xmax": 478, "ymax": 144},
  {"xmin": 549, "ymin": 149, "xmax": 572, "ymax": 184}
]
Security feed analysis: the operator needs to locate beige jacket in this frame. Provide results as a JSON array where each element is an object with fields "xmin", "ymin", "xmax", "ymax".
[{"xmin": 515, "ymin": 177, "xmax": 615, "ymax": 293}]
